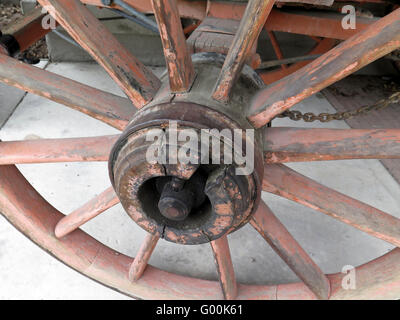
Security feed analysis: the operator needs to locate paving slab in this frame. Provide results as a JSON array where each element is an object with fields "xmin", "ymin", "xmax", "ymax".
[
  {"xmin": 0, "ymin": 60, "xmax": 47, "ymax": 129},
  {"xmin": 0, "ymin": 83, "xmax": 26, "ymax": 129},
  {"xmin": 0, "ymin": 62, "xmax": 399, "ymax": 299},
  {"xmin": 323, "ymin": 75, "xmax": 400, "ymax": 183}
]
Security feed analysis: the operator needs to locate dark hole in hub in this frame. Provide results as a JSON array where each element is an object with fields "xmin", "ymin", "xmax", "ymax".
[{"xmin": 137, "ymin": 168, "xmax": 213, "ymax": 230}]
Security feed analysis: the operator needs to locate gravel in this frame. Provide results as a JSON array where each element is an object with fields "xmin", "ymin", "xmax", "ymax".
[{"xmin": 1, "ymin": 3, "xmax": 48, "ymax": 61}]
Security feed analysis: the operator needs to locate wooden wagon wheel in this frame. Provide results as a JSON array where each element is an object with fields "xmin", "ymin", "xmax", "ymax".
[{"xmin": 0, "ymin": 0, "xmax": 400, "ymax": 300}]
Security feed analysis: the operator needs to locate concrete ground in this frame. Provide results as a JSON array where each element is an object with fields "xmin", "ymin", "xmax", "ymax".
[{"xmin": 0, "ymin": 61, "xmax": 399, "ymax": 299}]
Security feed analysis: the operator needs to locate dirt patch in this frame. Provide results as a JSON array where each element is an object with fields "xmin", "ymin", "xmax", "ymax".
[{"xmin": 1, "ymin": 3, "xmax": 48, "ymax": 61}]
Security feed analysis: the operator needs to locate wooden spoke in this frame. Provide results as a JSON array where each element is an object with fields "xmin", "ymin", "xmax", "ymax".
[
  {"xmin": 0, "ymin": 135, "xmax": 118, "ymax": 165},
  {"xmin": 248, "ymin": 8, "xmax": 400, "ymax": 128},
  {"xmin": 264, "ymin": 128, "xmax": 400, "ymax": 163},
  {"xmin": 212, "ymin": 0, "xmax": 275, "ymax": 102},
  {"xmin": 251, "ymin": 201, "xmax": 330, "ymax": 300},
  {"xmin": 210, "ymin": 236, "xmax": 237, "ymax": 300},
  {"xmin": 55, "ymin": 187, "xmax": 119, "ymax": 238},
  {"xmin": 0, "ymin": 54, "xmax": 135, "ymax": 130},
  {"xmin": 268, "ymin": 31, "xmax": 287, "ymax": 70},
  {"xmin": 129, "ymin": 233, "xmax": 160, "ymax": 282},
  {"xmin": 151, "ymin": 0, "xmax": 195, "ymax": 93},
  {"xmin": 263, "ymin": 164, "xmax": 400, "ymax": 247},
  {"xmin": 37, "ymin": 0, "xmax": 161, "ymax": 107},
  {"xmin": 258, "ymin": 38, "xmax": 336, "ymax": 85}
]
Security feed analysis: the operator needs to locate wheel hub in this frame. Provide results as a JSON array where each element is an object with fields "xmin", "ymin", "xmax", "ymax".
[{"xmin": 109, "ymin": 53, "xmax": 265, "ymax": 244}]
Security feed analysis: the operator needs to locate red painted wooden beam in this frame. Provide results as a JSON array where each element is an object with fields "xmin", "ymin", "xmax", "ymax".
[
  {"xmin": 264, "ymin": 128, "xmax": 400, "ymax": 163},
  {"xmin": 55, "ymin": 187, "xmax": 120, "ymax": 238},
  {"xmin": 251, "ymin": 201, "xmax": 330, "ymax": 300},
  {"xmin": 0, "ymin": 135, "xmax": 118, "ymax": 165},
  {"xmin": 263, "ymin": 164, "xmax": 400, "ymax": 247},
  {"xmin": 0, "ymin": 54, "xmax": 135, "ymax": 130},
  {"xmin": 38, "ymin": 0, "xmax": 161, "ymax": 107},
  {"xmin": 211, "ymin": 236, "xmax": 238, "ymax": 300},
  {"xmin": 151, "ymin": 0, "xmax": 195, "ymax": 93},
  {"xmin": 212, "ymin": 0, "xmax": 275, "ymax": 102}
]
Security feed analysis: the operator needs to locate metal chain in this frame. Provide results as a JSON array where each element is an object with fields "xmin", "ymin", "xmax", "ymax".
[{"xmin": 276, "ymin": 90, "xmax": 400, "ymax": 123}]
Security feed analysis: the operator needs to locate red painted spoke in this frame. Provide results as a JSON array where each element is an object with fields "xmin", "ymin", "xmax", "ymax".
[
  {"xmin": 55, "ymin": 187, "xmax": 119, "ymax": 238},
  {"xmin": 268, "ymin": 31, "xmax": 287, "ymax": 70},
  {"xmin": 250, "ymin": 201, "xmax": 330, "ymax": 300},
  {"xmin": 212, "ymin": 0, "xmax": 275, "ymax": 102},
  {"xmin": 129, "ymin": 233, "xmax": 160, "ymax": 282},
  {"xmin": 248, "ymin": 8, "xmax": 400, "ymax": 128},
  {"xmin": 258, "ymin": 38, "xmax": 336, "ymax": 85},
  {"xmin": 210, "ymin": 236, "xmax": 237, "ymax": 300},
  {"xmin": 264, "ymin": 128, "xmax": 400, "ymax": 163},
  {"xmin": 0, "ymin": 135, "xmax": 118, "ymax": 165},
  {"xmin": 263, "ymin": 164, "xmax": 400, "ymax": 247},
  {"xmin": 37, "ymin": 0, "xmax": 161, "ymax": 107},
  {"xmin": 0, "ymin": 54, "xmax": 135, "ymax": 130},
  {"xmin": 151, "ymin": 0, "xmax": 195, "ymax": 92}
]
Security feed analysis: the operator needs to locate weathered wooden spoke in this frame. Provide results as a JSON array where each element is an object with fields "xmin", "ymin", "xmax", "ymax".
[
  {"xmin": 267, "ymin": 31, "xmax": 287, "ymax": 70},
  {"xmin": 210, "ymin": 236, "xmax": 237, "ymax": 300},
  {"xmin": 129, "ymin": 233, "xmax": 160, "ymax": 282},
  {"xmin": 250, "ymin": 201, "xmax": 330, "ymax": 300},
  {"xmin": 37, "ymin": 0, "xmax": 161, "ymax": 107},
  {"xmin": 151, "ymin": 0, "xmax": 195, "ymax": 93},
  {"xmin": 248, "ymin": 8, "xmax": 400, "ymax": 128},
  {"xmin": 258, "ymin": 37, "xmax": 336, "ymax": 85},
  {"xmin": 55, "ymin": 187, "xmax": 119, "ymax": 238},
  {"xmin": 212, "ymin": 0, "xmax": 275, "ymax": 102},
  {"xmin": 0, "ymin": 54, "xmax": 135, "ymax": 130},
  {"xmin": 264, "ymin": 128, "xmax": 400, "ymax": 163},
  {"xmin": 263, "ymin": 164, "xmax": 400, "ymax": 247},
  {"xmin": 0, "ymin": 135, "xmax": 118, "ymax": 165}
]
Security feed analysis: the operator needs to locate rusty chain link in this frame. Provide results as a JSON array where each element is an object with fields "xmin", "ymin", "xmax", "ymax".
[{"xmin": 277, "ymin": 90, "xmax": 400, "ymax": 123}]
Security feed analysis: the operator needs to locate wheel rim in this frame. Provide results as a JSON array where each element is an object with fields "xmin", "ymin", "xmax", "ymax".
[
  {"xmin": 0, "ymin": 0, "xmax": 399, "ymax": 299},
  {"xmin": 2, "ymin": 163, "xmax": 400, "ymax": 299}
]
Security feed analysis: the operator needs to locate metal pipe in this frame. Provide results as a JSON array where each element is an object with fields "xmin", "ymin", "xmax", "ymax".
[
  {"xmin": 109, "ymin": 8, "xmax": 159, "ymax": 34},
  {"xmin": 113, "ymin": 0, "xmax": 159, "ymax": 33},
  {"xmin": 257, "ymin": 54, "xmax": 322, "ymax": 69},
  {"xmin": 52, "ymin": 29, "xmax": 80, "ymax": 47}
]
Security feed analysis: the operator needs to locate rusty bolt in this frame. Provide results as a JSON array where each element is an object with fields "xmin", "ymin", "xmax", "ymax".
[{"xmin": 158, "ymin": 178, "xmax": 194, "ymax": 221}]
